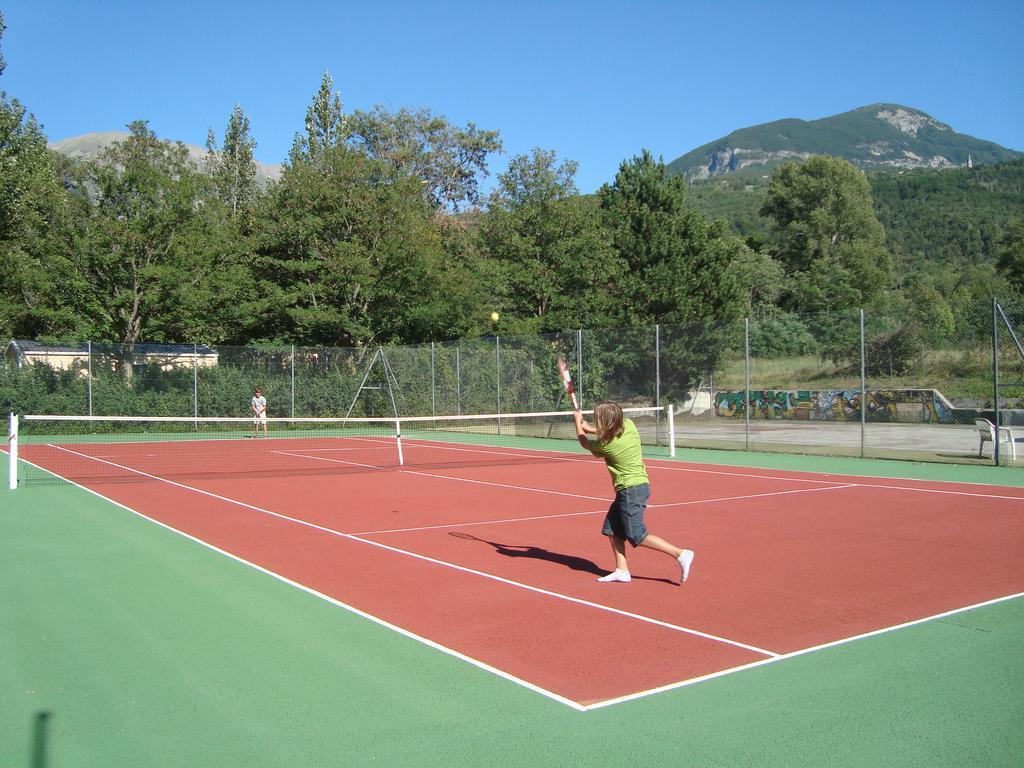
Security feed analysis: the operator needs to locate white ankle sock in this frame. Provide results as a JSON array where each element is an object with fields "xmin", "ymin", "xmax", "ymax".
[
  {"xmin": 597, "ymin": 569, "xmax": 631, "ymax": 583},
  {"xmin": 678, "ymin": 550, "xmax": 694, "ymax": 583}
]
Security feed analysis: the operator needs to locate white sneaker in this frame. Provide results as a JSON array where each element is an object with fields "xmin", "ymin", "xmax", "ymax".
[
  {"xmin": 678, "ymin": 550, "xmax": 695, "ymax": 583},
  {"xmin": 596, "ymin": 570, "xmax": 631, "ymax": 583}
]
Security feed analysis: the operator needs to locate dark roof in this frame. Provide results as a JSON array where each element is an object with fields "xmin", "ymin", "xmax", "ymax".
[{"xmin": 7, "ymin": 340, "xmax": 218, "ymax": 356}]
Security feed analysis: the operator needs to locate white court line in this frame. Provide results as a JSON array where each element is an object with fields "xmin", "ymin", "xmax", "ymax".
[
  {"xmin": 401, "ymin": 468, "xmax": 610, "ymax": 502},
  {"xmin": 846, "ymin": 482, "xmax": 1024, "ymax": 502},
  {"xmin": 583, "ymin": 590, "xmax": 1024, "ymax": 711},
  {"xmin": 271, "ymin": 450, "xmax": 381, "ymax": 468},
  {"xmin": 648, "ymin": 483, "xmax": 855, "ymax": 508},
  {"xmin": 46, "ymin": 445, "xmax": 778, "ymax": 657},
  {"xmin": 353, "ymin": 484, "xmax": 857, "ymax": 536},
  {"xmin": 647, "ymin": 458, "xmax": 1024, "ymax": 497}
]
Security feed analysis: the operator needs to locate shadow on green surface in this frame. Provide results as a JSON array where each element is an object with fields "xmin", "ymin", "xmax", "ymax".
[{"xmin": 31, "ymin": 711, "xmax": 51, "ymax": 768}]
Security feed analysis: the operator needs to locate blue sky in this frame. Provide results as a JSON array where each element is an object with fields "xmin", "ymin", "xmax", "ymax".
[{"xmin": 3, "ymin": 0, "xmax": 1022, "ymax": 194}]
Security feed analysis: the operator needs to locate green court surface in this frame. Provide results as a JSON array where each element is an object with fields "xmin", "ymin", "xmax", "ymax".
[{"xmin": 2, "ymin": 449, "xmax": 1023, "ymax": 767}]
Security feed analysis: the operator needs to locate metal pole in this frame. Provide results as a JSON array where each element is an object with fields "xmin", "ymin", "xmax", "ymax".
[
  {"xmin": 496, "ymin": 336, "xmax": 502, "ymax": 428},
  {"xmin": 291, "ymin": 345, "xmax": 295, "ymax": 418},
  {"xmin": 577, "ymin": 329, "xmax": 583, "ymax": 409},
  {"xmin": 456, "ymin": 346, "xmax": 461, "ymax": 415},
  {"xmin": 87, "ymin": 341, "xmax": 93, "ymax": 417},
  {"xmin": 860, "ymin": 309, "xmax": 866, "ymax": 459},
  {"xmin": 992, "ymin": 298, "xmax": 1001, "ymax": 466},
  {"xmin": 8, "ymin": 413, "xmax": 17, "ymax": 490},
  {"xmin": 431, "ymin": 342, "xmax": 436, "ymax": 417},
  {"xmin": 655, "ymin": 324, "xmax": 661, "ymax": 446},
  {"xmin": 744, "ymin": 317, "xmax": 750, "ymax": 451},
  {"xmin": 667, "ymin": 403, "xmax": 676, "ymax": 458},
  {"xmin": 193, "ymin": 343, "xmax": 198, "ymax": 427}
]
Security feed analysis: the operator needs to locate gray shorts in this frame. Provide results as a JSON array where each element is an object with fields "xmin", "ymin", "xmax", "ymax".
[{"xmin": 602, "ymin": 483, "xmax": 650, "ymax": 546}]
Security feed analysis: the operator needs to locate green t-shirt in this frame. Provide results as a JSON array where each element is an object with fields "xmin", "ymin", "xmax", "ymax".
[{"xmin": 590, "ymin": 418, "xmax": 648, "ymax": 491}]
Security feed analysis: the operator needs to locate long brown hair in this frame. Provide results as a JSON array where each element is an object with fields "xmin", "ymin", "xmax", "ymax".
[{"xmin": 593, "ymin": 401, "xmax": 624, "ymax": 444}]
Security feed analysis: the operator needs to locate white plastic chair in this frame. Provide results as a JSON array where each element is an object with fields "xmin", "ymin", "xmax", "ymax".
[{"xmin": 975, "ymin": 418, "xmax": 1016, "ymax": 460}]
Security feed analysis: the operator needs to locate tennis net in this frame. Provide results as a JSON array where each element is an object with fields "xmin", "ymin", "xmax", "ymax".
[{"xmin": 8, "ymin": 408, "xmax": 666, "ymax": 487}]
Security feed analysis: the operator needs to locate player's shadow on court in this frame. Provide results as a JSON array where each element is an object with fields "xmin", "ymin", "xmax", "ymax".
[{"xmin": 449, "ymin": 532, "xmax": 675, "ymax": 584}]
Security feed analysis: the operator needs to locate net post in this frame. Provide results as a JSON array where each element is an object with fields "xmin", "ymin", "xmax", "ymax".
[
  {"xmin": 667, "ymin": 403, "xmax": 676, "ymax": 458},
  {"xmin": 395, "ymin": 418, "xmax": 404, "ymax": 466},
  {"xmin": 8, "ymin": 413, "xmax": 17, "ymax": 490}
]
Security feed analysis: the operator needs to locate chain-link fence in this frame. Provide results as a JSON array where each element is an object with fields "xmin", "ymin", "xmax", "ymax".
[{"xmin": 4, "ymin": 298, "xmax": 1023, "ymax": 466}]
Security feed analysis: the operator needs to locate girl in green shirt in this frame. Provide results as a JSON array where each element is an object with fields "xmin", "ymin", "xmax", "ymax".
[{"xmin": 573, "ymin": 400, "xmax": 694, "ymax": 585}]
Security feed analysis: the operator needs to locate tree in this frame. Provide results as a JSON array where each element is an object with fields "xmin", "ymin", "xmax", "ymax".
[
  {"xmin": 348, "ymin": 105, "xmax": 502, "ymax": 211},
  {"xmin": 598, "ymin": 150, "xmax": 745, "ymax": 327},
  {"xmin": 597, "ymin": 150, "xmax": 747, "ymax": 396},
  {"xmin": 477, "ymin": 148, "xmax": 621, "ymax": 333},
  {"xmin": 205, "ymin": 103, "xmax": 259, "ymax": 217},
  {"xmin": 996, "ymin": 217, "xmax": 1024, "ymax": 294},
  {"xmin": 76, "ymin": 121, "xmax": 206, "ymax": 347},
  {"xmin": 761, "ymin": 155, "xmax": 893, "ymax": 312},
  {"xmin": 289, "ymin": 71, "xmax": 347, "ymax": 172},
  {"xmin": 0, "ymin": 14, "xmax": 83, "ymax": 339},
  {"xmin": 256, "ymin": 140, "xmax": 480, "ymax": 347}
]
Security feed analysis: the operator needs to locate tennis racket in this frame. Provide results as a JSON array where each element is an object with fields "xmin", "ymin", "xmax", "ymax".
[{"xmin": 556, "ymin": 355, "xmax": 579, "ymax": 411}]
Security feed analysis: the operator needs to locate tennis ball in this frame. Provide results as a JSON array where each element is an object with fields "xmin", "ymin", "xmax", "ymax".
[{"xmin": 490, "ymin": 311, "xmax": 500, "ymax": 321}]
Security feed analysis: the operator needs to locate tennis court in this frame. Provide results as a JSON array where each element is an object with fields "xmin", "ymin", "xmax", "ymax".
[{"xmin": 3, "ymin": 411, "xmax": 1024, "ymax": 765}]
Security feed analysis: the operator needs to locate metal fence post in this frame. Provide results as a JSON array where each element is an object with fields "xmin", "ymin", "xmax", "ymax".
[
  {"xmin": 860, "ymin": 309, "xmax": 866, "ymax": 459},
  {"xmin": 87, "ymin": 340, "xmax": 93, "ymax": 417},
  {"xmin": 193, "ymin": 343, "xmax": 198, "ymax": 426},
  {"xmin": 456, "ymin": 346, "xmax": 461, "ymax": 415},
  {"xmin": 744, "ymin": 317, "xmax": 750, "ymax": 451},
  {"xmin": 8, "ymin": 413, "xmax": 17, "ymax": 490},
  {"xmin": 291, "ymin": 345, "xmax": 296, "ymax": 418},
  {"xmin": 431, "ymin": 342, "xmax": 436, "ymax": 417},
  {"xmin": 577, "ymin": 329, "xmax": 583, "ymax": 409},
  {"xmin": 496, "ymin": 335, "xmax": 501, "ymax": 418},
  {"xmin": 655, "ymin": 324, "xmax": 661, "ymax": 445},
  {"xmin": 992, "ymin": 297, "xmax": 1000, "ymax": 466}
]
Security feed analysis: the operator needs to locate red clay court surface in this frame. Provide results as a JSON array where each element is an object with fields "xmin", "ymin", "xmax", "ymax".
[{"xmin": 13, "ymin": 436, "xmax": 1024, "ymax": 709}]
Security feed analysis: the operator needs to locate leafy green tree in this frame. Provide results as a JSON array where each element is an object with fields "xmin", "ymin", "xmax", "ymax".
[
  {"xmin": 477, "ymin": 148, "xmax": 621, "ymax": 333},
  {"xmin": 348, "ymin": 105, "xmax": 502, "ymax": 211},
  {"xmin": 257, "ymin": 138, "xmax": 480, "ymax": 346},
  {"xmin": 205, "ymin": 103, "xmax": 259, "ymax": 218},
  {"xmin": 288, "ymin": 71, "xmax": 348, "ymax": 171},
  {"xmin": 761, "ymin": 155, "xmax": 893, "ymax": 312},
  {"xmin": 76, "ymin": 121, "xmax": 206, "ymax": 346},
  {"xmin": 996, "ymin": 217, "xmax": 1024, "ymax": 293},
  {"xmin": 598, "ymin": 150, "xmax": 745, "ymax": 327},
  {"xmin": 0, "ymin": 15, "xmax": 83, "ymax": 339},
  {"xmin": 597, "ymin": 150, "xmax": 747, "ymax": 396}
]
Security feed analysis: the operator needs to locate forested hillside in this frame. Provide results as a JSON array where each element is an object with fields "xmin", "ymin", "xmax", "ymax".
[{"xmin": 686, "ymin": 160, "xmax": 1024, "ymax": 289}]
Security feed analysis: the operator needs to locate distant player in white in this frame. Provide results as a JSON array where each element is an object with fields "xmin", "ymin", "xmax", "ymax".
[{"xmin": 251, "ymin": 387, "xmax": 268, "ymax": 438}]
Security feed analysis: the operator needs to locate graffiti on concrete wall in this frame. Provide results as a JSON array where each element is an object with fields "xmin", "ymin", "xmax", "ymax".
[{"xmin": 714, "ymin": 389, "xmax": 954, "ymax": 423}]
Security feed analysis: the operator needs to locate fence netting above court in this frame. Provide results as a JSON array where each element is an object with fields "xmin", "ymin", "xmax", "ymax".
[{"xmin": 4, "ymin": 296, "xmax": 1022, "ymax": 466}]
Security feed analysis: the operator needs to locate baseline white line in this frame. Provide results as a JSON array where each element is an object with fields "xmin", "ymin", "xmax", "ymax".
[
  {"xmin": 48, "ymin": 445, "xmax": 779, "ymax": 660},
  {"xmin": 581, "ymin": 590, "xmax": 1024, "ymax": 711}
]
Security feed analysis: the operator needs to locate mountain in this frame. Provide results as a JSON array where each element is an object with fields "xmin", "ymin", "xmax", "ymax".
[
  {"xmin": 48, "ymin": 131, "xmax": 283, "ymax": 187},
  {"xmin": 667, "ymin": 104, "xmax": 1022, "ymax": 181}
]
